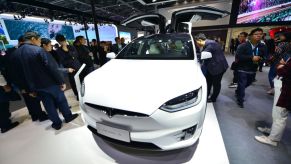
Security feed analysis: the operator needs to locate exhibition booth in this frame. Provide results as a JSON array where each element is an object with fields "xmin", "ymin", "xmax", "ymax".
[{"xmin": 0, "ymin": 0, "xmax": 291, "ymax": 164}]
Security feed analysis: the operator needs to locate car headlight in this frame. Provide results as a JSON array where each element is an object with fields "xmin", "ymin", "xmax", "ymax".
[
  {"xmin": 81, "ymin": 82, "xmax": 85, "ymax": 97},
  {"xmin": 160, "ymin": 87, "xmax": 202, "ymax": 112}
]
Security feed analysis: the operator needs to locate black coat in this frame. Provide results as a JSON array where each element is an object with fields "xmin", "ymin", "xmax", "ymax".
[
  {"xmin": 203, "ymin": 40, "xmax": 229, "ymax": 75},
  {"xmin": 236, "ymin": 41, "xmax": 267, "ymax": 72},
  {"xmin": 3, "ymin": 46, "xmax": 29, "ymax": 90},
  {"xmin": 56, "ymin": 45, "xmax": 81, "ymax": 71},
  {"xmin": 74, "ymin": 45, "xmax": 94, "ymax": 67},
  {"xmin": 9, "ymin": 43, "xmax": 64, "ymax": 91},
  {"xmin": 277, "ymin": 58, "xmax": 291, "ymax": 110}
]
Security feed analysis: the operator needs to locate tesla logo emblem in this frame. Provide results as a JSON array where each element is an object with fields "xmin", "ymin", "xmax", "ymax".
[{"xmin": 106, "ymin": 108, "xmax": 114, "ymax": 118}]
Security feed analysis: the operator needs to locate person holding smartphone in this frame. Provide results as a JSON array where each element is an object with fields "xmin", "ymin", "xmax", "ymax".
[{"xmin": 255, "ymin": 46, "xmax": 291, "ymax": 146}]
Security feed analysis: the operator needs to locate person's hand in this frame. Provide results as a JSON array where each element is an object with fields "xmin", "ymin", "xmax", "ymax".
[
  {"xmin": 88, "ymin": 52, "xmax": 93, "ymax": 57},
  {"xmin": 68, "ymin": 68, "xmax": 75, "ymax": 73},
  {"xmin": 3, "ymin": 85, "xmax": 11, "ymax": 92},
  {"xmin": 279, "ymin": 59, "xmax": 286, "ymax": 65},
  {"xmin": 277, "ymin": 64, "xmax": 285, "ymax": 70},
  {"xmin": 29, "ymin": 92, "xmax": 37, "ymax": 98},
  {"xmin": 252, "ymin": 56, "xmax": 261, "ymax": 62},
  {"xmin": 60, "ymin": 84, "xmax": 66, "ymax": 91}
]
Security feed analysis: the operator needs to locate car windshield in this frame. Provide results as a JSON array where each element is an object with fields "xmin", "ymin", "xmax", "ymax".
[{"xmin": 116, "ymin": 34, "xmax": 194, "ymax": 60}]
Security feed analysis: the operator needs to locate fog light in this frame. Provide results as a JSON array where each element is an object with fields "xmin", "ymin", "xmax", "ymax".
[{"xmin": 175, "ymin": 125, "xmax": 197, "ymax": 141}]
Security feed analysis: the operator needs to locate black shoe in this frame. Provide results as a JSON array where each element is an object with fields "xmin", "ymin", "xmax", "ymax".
[
  {"xmin": 1, "ymin": 122, "xmax": 20, "ymax": 133},
  {"xmin": 38, "ymin": 114, "xmax": 49, "ymax": 122},
  {"xmin": 237, "ymin": 101, "xmax": 244, "ymax": 108},
  {"xmin": 51, "ymin": 123, "xmax": 62, "ymax": 130},
  {"xmin": 207, "ymin": 98, "xmax": 216, "ymax": 103},
  {"xmin": 31, "ymin": 116, "xmax": 38, "ymax": 122},
  {"xmin": 65, "ymin": 114, "xmax": 79, "ymax": 123},
  {"xmin": 207, "ymin": 98, "xmax": 213, "ymax": 103}
]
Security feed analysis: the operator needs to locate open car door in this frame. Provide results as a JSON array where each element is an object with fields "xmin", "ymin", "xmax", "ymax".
[
  {"xmin": 171, "ymin": 6, "xmax": 230, "ymax": 32},
  {"xmin": 121, "ymin": 14, "xmax": 166, "ymax": 34}
]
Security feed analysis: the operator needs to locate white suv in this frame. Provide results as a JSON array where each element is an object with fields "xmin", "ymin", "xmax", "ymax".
[{"xmin": 78, "ymin": 6, "xmax": 229, "ymax": 150}]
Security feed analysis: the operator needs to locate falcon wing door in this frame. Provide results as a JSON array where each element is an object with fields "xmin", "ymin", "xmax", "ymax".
[
  {"xmin": 171, "ymin": 6, "xmax": 230, "ymax": 32},
  {"xmin": 121, "ymin": 14, "xmax": 166, "ymax": 34}
]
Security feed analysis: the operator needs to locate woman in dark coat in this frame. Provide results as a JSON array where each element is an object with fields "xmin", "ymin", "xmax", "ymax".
[
  {"xmin": 254, "ymin": 47, "xmax": 291, "ymax": 147},
  {"xmin": 276, "ymin": 56, "xmax": 291, "ymax": 110}
]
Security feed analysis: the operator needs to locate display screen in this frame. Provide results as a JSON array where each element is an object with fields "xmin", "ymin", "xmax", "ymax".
[
  {"xmin": 0, "ymin": 24, "xmax": 4, "ymax": 35},
  {"xmin": 73, "ymin": 24, "xmax": 117, "ymax": 43},
  {"xmin": 0, "ymin": 21, "xmax": 9, "ymax": 49},
  {"xmin": 0, "ymin": 40, "xmax": 5, "ymax": 51},
  {"xmin": 237, "ymin": 0, "xmax": 291, "ymax": 24},
  {"xmin": 3, "ymin": 19, "xmax": 74, "ymax": 40},
  {"xmin": 119, "ymin": 31, "xmax": 131, "ymax": 44}
]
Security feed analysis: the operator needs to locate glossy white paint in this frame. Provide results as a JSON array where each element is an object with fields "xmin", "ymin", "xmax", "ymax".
[
  {"xmin": 83, "ymin": 59, "xmax": 204, "ymax": 116},
  {"xmin": 80, "ymin": 33, "xmax": 208, "ymax": 150}
]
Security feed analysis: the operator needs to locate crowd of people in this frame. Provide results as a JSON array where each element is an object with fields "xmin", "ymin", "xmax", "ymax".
[
  {"xmin": 239, "ymin": 0, "xmax": 290, "ymax": 15},
  {"xmin": 0, "ymin": 31, "xmax": 127, "ymax": 132},
  {"xmin": 229, "ymin": 28, "xmax": 291, "ymax": 146},
  {"xmin": 195, "ymin": 28, "xmax": 291, "ymax": 147},
  {"xmin": 0, "ymin": 28, "xmax": 290, "ymax": 148}
]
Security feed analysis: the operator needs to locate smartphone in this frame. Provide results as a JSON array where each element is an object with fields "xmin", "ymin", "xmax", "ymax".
[{"xmin": 282, "ymin": 53, "xmax": 290, "ymax": 63}]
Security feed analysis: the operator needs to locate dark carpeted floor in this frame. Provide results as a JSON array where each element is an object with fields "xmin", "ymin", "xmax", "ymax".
[{"xmin": 214, "ymin": 54, "xmax": 291, "ymax": 164}]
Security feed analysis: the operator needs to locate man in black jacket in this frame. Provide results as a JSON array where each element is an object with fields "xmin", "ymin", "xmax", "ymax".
[
  {"xmin": 229, "ymin": 32, "xmax": 248, "ymax": 88},
  {"xmin": 235, "ymin": 28, "xmax": 267, "ymax": 108},
  {"xmin": 4, "ymin": 36, "xmax": 48, "ymax": 122},
  {"xmin": 10, "ymin": 32, "xmax": 78, "ymax": 130},
  {"xmin": 74, "ymin": 36, "xmax": 95, "ymax": 75},
  {"xmin": 56, "ymin": 34, "xmax": 81, "ymax": 99},
  {"xmin": 195, "ymin": 33, "xmax": 229, "ymax": 102}
]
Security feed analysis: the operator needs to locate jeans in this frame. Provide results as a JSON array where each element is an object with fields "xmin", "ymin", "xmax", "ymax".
[
  {"xmin": 269, "ymin": 78, "xmax": 289, "ymax": 141},
  {"xmin": 22, "ymin": 93, "xmax": 44, "ymax": 119},
  {"xmin": 37, "ymin": 85, "xmax": 72, "ymax": 125},
  {"xmin": 268, "ymin": 64, "xmax": 276, "ymax": 88},
  {"xmin": 236, "ymin": 71, "xmax": 256, "ymax": 103}
]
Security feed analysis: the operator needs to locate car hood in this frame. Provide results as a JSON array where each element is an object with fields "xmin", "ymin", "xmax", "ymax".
[{"xmin": 82, "ymin": 59, "xmax": 204, "ymax": 116}]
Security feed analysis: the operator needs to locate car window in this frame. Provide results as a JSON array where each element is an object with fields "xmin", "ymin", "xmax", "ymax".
[{"xmin": 116, "ymin": 34, "xmax": 194, "ymax": 60}]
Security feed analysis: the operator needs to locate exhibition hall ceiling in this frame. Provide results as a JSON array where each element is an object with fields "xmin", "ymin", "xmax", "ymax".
[{"xmin": 1, "ymin": 0, "xmax": 222, "ymax": 23}]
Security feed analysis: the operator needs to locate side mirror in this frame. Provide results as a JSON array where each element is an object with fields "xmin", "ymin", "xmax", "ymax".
[
  {"xmin": 200, "ymin": 51, "xmax": 212, "ymax": 60},
  {"xmin": 106, "ymin": 52, "xmax": 116, "ymax": 59}
]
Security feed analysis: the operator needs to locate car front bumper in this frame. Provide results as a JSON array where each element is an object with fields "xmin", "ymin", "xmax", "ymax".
[{"xmin": 80, "ymin": 95, "xmax": 206, "ymax": 151}]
